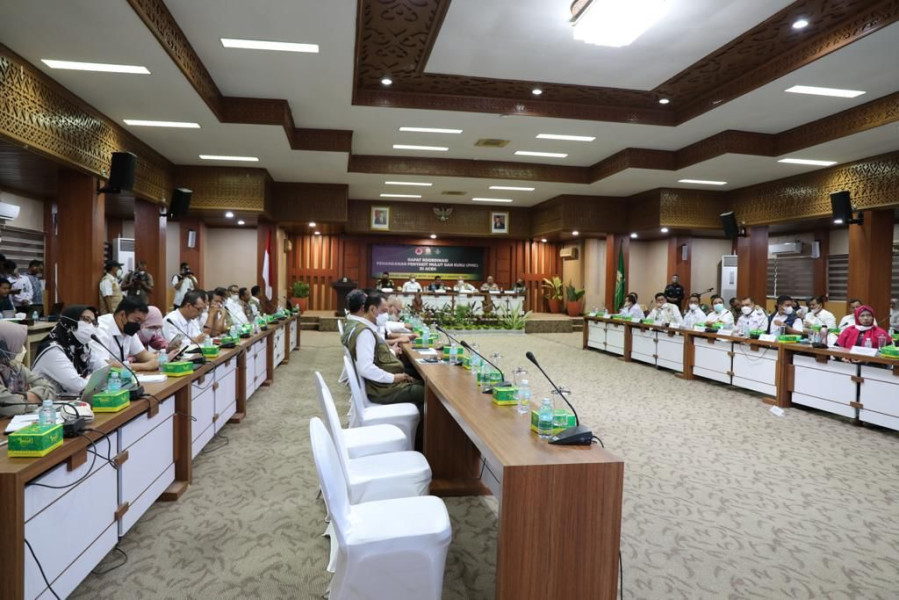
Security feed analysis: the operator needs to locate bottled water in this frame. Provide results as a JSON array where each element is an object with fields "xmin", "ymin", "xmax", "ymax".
[
  {"xmin": 517, "ymin": 379, "xmax": 531, "ymax": 415},
  {"xmin": 537, "ymin": 398, "xmax": 554, "ymax": 440},
  {"xmin": 38, "ymin": 399, "xmax": 56, "ymax": 427},
  {"xmin": 478, "ymin": 361, "xmax": 490, "ymax": 390},
  {"xmin": 107, "ymin": 371, "xmax": 122, "ymax": 392},
  {"xmin": 157, "ymin": 349, "xmax": 168, "ymax": 368},
  {"xmin": 449, "ymin": 341, "xmax": 459, "ymax": 364},
  {"xmin": 31, "ymin": 310, "xmax": 39, "ymax": 321},
  {"xmin": 864, "ymin": 337, "xmax": 872, "ymax": 349}
]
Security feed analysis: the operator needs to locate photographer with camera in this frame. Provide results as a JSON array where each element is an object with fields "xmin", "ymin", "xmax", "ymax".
[
  {"xmin": 123, "ymin": 259, "xmax": 155, "ymax": 305},
  {"xmin": 171, "ymin": 262, "xmax": 198, "ymax": 310}
]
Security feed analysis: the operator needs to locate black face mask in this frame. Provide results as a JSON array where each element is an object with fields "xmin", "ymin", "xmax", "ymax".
[{"xmin": 123, "ymin": 321, "xmax": 141, "ymax": 336}]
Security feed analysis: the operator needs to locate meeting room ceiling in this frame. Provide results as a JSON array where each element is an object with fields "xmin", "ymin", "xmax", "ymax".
[{"xmin": 0, "ymin": 0, "xmax": 897, "ymax": 210}]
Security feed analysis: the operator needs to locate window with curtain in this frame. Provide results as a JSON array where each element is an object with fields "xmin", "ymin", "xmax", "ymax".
[{"xmin": 767, "ymin": 255, "xmax": 814, "ymax": 299}]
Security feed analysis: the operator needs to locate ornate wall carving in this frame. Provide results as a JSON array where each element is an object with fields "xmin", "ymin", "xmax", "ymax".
[
  {"xmin": 173, "ymin": 166, "xmax": 269, "ymax": 212},
  {"xmin": 658, "ymin": 189, "xmax": 728, "ymax": 229},
  {"xmin": 271, "ymin": 183, "xmax": 348, "ymax": 223}
]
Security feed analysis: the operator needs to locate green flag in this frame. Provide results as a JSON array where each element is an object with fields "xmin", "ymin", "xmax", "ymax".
[{"xmin": 614, "ymin": 243, "xmax": 626, "ymax": 311}]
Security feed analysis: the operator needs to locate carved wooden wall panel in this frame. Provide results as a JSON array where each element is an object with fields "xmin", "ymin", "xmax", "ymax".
[
  {"xmin": 658, "ymin": 189, "xmax": 728, "ymax": 229},
  {"xmin": 271, "ymin": 183, "xmax": 348, "ymax": 223},
  {"xmin": 173, "ymin": 166, "xmax": 269, "ymax": 212}
]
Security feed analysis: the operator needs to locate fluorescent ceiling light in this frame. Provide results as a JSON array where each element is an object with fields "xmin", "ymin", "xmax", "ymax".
[
  {"xmin": 541, "ymin": 238, "xmax": 548, "ymax": 243},
  {"xmin": 660, "ymin": 228, "xmax": 669, "ymax": 233},
  {"xmin": 124, "ymin": 119, "xmax": 200, "ymax": 128},
  {"xmin": 314, "ymin": 231, "xmax": 321, "ymax": 235},
  {"xmin": 430, "ymin": 234, "xmax": 437, "ymax": 239},
  {"xmin": 472, "ymin": 198, "xmax": 513, "ymax": 203},
  {"xmin": 198, "ymin": 154, "xmax": 259, "ymax": 162},
  {"xmin": 536, "ymin": 134, "xmax": 595, "ymax": 142},
  {"xmin": 221, "ymin": 38, "xmax": 319, "ymax": 53},
  {"xmin": 309, "ymin": 222, "xmax": 316, "ymax": 227},
  {"xmin": 385, "ymin": 181, "xmax": 432, "ymax": 187},
  {"xmin": 678, "ymin": 179, "xmax": 727, "ymax": 186},
  {"xmin": 571, "ymin": 0, "xmax": 668, "ymax": 48},
  {"xmin": 785, "ymin": 85, "xmax": 865, "ymax": 98},
  {"xmin": 778, "ymin": 158, "xmax": 837, "ymax": 167},
  {"xmin": 833, "ymin": 219, "xmax": 844, "ymax": 225},
  {"xmin": 42, "ymin": 59, "xmax": 150, "ymax": 74},
  {"xmin": 393, "ymin": 144, "xmax": 448, "ymax": 152},
  {"xmin": 225, "ymin": 211, "xmax": 234, "ymax": 218},
  {"xmin": 630, "ymin": 232, "xmax": 638, "ymax": 238},
  {"xmin": 659, "ymin": 98, "xmax": 670, "ymax": 105},
  {"xmin": 532, "ymin": 88, "xmax": 543, "ymax": 96},
  {"xmin": 490, "ymin": 186, "xmax": 535, "ymax": 191},
  {"xmin": 572, "ymin": 231, "xmax": 580, "ymax": 236},
  {"xmin": 399, "ymin": 127, "xmax": 463, "ymax": 134},
  {"xmin": 237, "ymin": 220, "xmax": 246, "ymax": 225},
  {"xmin": 515, "ymin": 151, "xmax": 568, "ymax": 158},
  {"xmin": 381, "ymin": 78, "xmax": 393, "ymax": 86},
  {"xmin": 380, "ymin": 193, "xmax": 421, "ymax": 198}
]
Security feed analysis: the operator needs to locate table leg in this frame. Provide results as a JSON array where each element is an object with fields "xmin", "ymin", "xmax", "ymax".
[{"xmin": 424, "ymin": 384, "xmax": 489, "ymax": 497}]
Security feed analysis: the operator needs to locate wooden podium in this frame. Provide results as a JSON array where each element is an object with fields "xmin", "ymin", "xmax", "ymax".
[{"xmin": 331, "ymin": 278, "xmax": 357, "ymax": 317}]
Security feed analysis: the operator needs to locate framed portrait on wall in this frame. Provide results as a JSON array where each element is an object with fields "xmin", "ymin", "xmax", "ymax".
[
  {"xmin": 490, "ymin": 211, "xmax": 509, "ymax": 234},
  {"xmin": 371, "ymin": 206, "xmax": 390, "ymax": 230}
]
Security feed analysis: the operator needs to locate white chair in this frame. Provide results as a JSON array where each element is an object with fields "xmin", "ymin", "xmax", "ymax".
[
  {"xmin": 315, "ymin": 372, "xmax": 407, "ymax": 459},
  {"xmin": 343, "ymin": 354, "xmax": 420, "ymax": 449},
  {"xmin": 338, "ymin": 318, "xmax": 344, "ymax": 336},
  {"xmin": 310, "ymin": 418, "xmax": 451, "ymax": 600}
]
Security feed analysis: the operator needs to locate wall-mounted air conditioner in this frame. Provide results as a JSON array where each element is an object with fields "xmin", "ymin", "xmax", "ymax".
[
  {"xmin": 560, "ymin": 247, "xmax": 579, "ymax": 260},
  {"xmin": 769, "ymin": 241, "xmax": 803, "ymax": 255}
]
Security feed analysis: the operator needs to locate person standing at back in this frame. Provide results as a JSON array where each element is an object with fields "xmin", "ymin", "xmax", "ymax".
[
  {"xmin": 98, "ymin": 260, "xmax": 124, "ymax": 315},
  {"xmin": 6, "ymin": 260, "xmax": 34, "ymax": 313},
  {"xmin": 122, "ymin": 259, "xmax": 154, "ymax": 306},
  {"xmin": 664, "ymin": 274, "xmax": 685, "ymax": 310},
  {"xmin": 171, "ymin": 262, "xmax": 197, "ymax": 310},
  {"xmin": 25, "ymin": 260, "xmax": 44, "ymax": 316}
]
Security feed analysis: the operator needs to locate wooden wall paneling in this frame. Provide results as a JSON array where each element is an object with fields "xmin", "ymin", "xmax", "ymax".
[
  {"xmin": 271, "ymin": 183, "xmax": 348, "ymax": 223},
  {"xmin": 736, "ymin": 226, "xmax": 769, "ymax": 303},
  {"xmin": 134, "ymin": 199, "xmax": 166, "ymax": 308},
  {"xmin": 56, "ymin": 169, "xmax": 105, "ymax": 306},
  {"xmin": 848, "ymin": 210, "xmax": 894, "ymax": 321},
  {"xmin": 604, "ymin": 235, "xmax": 629, "ymax": 311},
  {"xmin": 345, "ymin": 200, "xmax": 533, "ymax": 239},
  {"xmin": 179, "ymin": 218, "xmax": 205, "ymax": 287},
  {"xmin": 668, "ymin": 236, "xmax": 692, "ymax": 296}
]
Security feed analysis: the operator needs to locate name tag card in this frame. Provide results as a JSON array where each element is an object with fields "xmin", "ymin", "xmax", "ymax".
[
  {"xmin": 489, "ymin": 291, "xmax": 500, "ymax": 295},
  {"xmin": 719, "ymin": 329, "xmax": 733, "ymax": 336},
  {"xmin": 759, "ymin": 334, "xmax": 778, "ymax": 342},
  {"xmin": 850, "ymin": 346, "xmax": 878, "ymax": 357},
  {"xmin": 504, "ymin": 290, "xmax": 516, "ymax": 295}
]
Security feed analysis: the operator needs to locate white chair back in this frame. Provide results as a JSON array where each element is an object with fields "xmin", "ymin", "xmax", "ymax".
[
  {"xmin": 338, "ymin": 319, "xmax": 344, "ymax": 335},
  {"xmin": 314, "ymin": 373, "xmax": 353, "ymax": 482},
  {"xmin": 343, "ymin": 346, "xmax": 371, "ymax": 409},
  {"xmin": 309, "ymin": 418, "xmax": 350, "ymax": 545},
  {"xmin": 343, "ymin": 353, "xmax": 369, "ymax": 425},
  {"xmin": 314, "ymin": 371, "xmax": 339, "ymax": 439}
]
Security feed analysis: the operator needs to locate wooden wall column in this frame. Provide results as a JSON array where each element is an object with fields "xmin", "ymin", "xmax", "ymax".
[
  {"xmin": 604, "ymin": 235, "xmax": 630, "ymax": 311},
  {"xmin": 736, "ymin": 226, "xmax": 768, "ymax": 303},
  {"xmin": 848, "ymin": 209, "xmax": 894, "ymax": 320},
  {"xmin": 667, "ymin": 236, "xmax": 692, "ymax": 296},
  {"xmin": 812, "ymin": 228, "xmax": 829, "ymax": 297},
  {"xmin": 134, "ymin": 199, "xmax": 167, "ymax": 308},
  {"xmin": 179, "ymin": 218, "xmax": 206, "ymax": 288},
  {"xmin": 55, "ymin": 169, "xmax": 105, "ymax": 306}
]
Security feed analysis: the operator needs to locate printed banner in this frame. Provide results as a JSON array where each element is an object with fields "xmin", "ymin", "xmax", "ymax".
[{"xmin": 370, "ymin": 245, "xmax": 484, "ymax": 280}]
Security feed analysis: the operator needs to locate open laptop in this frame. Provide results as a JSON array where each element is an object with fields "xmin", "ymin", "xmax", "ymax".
[{"xmin": 5, "ymin": 366, "xmax": 112, "ymax": 432}]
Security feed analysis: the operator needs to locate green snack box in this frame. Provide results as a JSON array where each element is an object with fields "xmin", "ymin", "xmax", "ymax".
[
  {"xmin": 641, "ymin": 318, "xmax": 655, "ymax": 324},
  {"xmin": 201, "ymin": 345, "xmax": 220, "ymax": 358},
  {"xmin": 879, "ymin": 345, "xmax": 899, "ymax": 358},
  {"xmin": 413, "ymin": 334, "xmax": 439, "ymax": 348},
  {"xmin": 611, "ymin": 315, "xmax": 632, "ymax": 321},
  {"xmin": 530, "ymin": 409, "xmax": 576, "ymax": 434},
  {"xmin": 93, "ymin": 389, "xmax": 131, "ymax": 413},
  {"xmin": 163, "ymin": 361, "xmax": 195, "ymax": 377},
  {"xmin": 462, "ymin": 355, "xmax": 472, "ymax": 369},
  {"xmin": 8, "ymin": 423, "xmax": 64, "ymax": 457},
  {"xmin": 778, "ymin": 335, "xmax": 802, "ymax": 343},
  {"xmin": 491, "ymin": 385, "xmax": 519, "ymax": 406}
]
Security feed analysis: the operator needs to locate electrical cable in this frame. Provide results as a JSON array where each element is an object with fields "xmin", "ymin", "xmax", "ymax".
[
  {"xmin": 25, "ymin": 538, "xmax": 61, "ymax": 600},
  {"xmin": 619, "ymin": 549, "xmax": 624, "ymax": 600},
  {"xmin": 91, "ymin": 546, "xmax": 128, "ymax": 575},
  {"xmin": 592, "ymin": 434, "xmax": 605, "ymax": 448},
  {"xmin": 28, "ymin": 440, "xmax": 98, "ymax": 490}
]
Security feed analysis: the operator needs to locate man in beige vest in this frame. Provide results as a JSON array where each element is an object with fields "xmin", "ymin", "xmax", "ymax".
[{"xmin": 98, "ymin": 260, "xmax": 124, "ymax": 315}]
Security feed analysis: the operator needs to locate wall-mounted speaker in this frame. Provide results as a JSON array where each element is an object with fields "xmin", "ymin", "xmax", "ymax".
[
  {"xmin": 720, "ymin": 211, "xmax": 743, "ymax": 239},
  {"xmin": 830, "ymin": 190, "xmax": 862, "ymax": 225},
  {"xmin": 99, "ymin": 151, "xmax": 137, "ymax": 193},
  {"xmin": 167, "ymin": 188, "xmax": 192, "ymax": 220}
]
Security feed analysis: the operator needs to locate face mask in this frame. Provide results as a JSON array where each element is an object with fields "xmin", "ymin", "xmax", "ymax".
[
  {"xmin": 376, "ymin": 313, "xmax": 388, "ymax": 328},
  {"xmin": 689, "ymin": 303, "xmax": 698, "ymax": 310},
  {"xmin": 713, "ymin": 304, "xmax": 724, "ymax": 313},
  {"xmin": 856, "ymin": 324, "xmax": 872, "ymax": 332},
  {"xmin": 138, "ymin": 328, "xmax": 158, "ymax": 344},
  {"xmin": 74, "ymin": 321, "xmax": 95, "ymax": 344},
  {"xmin": 14, "ymin": 347, "xmax": 26, "ymax": 363},
  {"xmin": 784, "ymin": 306, "xmax": 794, "ymax": 315},
  {"xmin": 388, "ymin": 314, "xmax": 398, "ymax": 322},
  {"xmin": 123, "ymin": 321, "xmax": 141, "ymax": 337},
  {"xmin": 741, "ymin": 306, "xmax": 752, "ymax": 315}
]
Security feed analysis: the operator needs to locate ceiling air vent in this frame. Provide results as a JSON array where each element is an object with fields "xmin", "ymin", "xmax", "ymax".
[
  {"xmin": 475, "ymin": 138, "xmax": 510, "ymax": 148},
  {"xmin": 441, "ymin": 190, "xmax": 466, "ymax": 196}
]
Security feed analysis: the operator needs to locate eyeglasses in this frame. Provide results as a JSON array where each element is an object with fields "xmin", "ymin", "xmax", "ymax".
[{"xmin": 79, "ymin": 316, "xmax": 98, "ymax": 326}]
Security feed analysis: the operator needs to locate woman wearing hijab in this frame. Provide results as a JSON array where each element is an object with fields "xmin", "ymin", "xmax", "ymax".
[
  {"xmin": 836, "ymin": 305, "xmax": 891, "ymax": 349},
  {"xmin": 139, "ymin": 306, "xmax": 169, "ymax": 352},
  {"xmin": 31, "ymin": 305, "xmax": 105, "ymax": 395},
  {"xmin": 0, "ymin": 321, "xmax": 57, "ymax": 416}
]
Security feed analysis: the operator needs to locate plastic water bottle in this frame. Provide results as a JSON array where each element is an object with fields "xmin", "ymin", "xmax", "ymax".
[
  {"xmin": 31, "ymin": 310, "xmax": 39, "ymax": 321},
  {"xmin": 157, "ymin": 349, "xmax": 168, "ymax": 369},
  {"xmin": 537, "ymin": 398, "xmax": 554, "ymax": 440},
  {"xmin": 449, "ymin": 341, "xmax": 459, "ymax": 364},
  {"xmin": 517, "ymin": 379, "xmax": 531, "ymax": 415},
  {"xmin": 478, "ymin": 361, "xmax": 490, "ymax": 390},
  {"xmin": 107, "ymin": 371, "xmax": 122, "ymax": 392},
  {"xmin": 864, "ymin": 337, "xmax": 872, "ymax": 349},
  {"xmin": 38, "ymin": 399, "xmax": 56, "ymax": 427}
]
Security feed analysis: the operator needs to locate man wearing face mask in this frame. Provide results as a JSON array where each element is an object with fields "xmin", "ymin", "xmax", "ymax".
[
  {"xmin": 98, "ymin": 260, "xmax": 124, "ymax": 315},
  {"xmin": 682, "ymin": 293, "xmax": 707, "ymax": 329},
  {"xmin": 402, "ymin": 276, "xmax": 422, "ymax": 293},
  {"xmin": 646, "ymin": 292, "xmax": 683, "ymax": 325},
  {"xmin": 0, "ymin": 321, "xmax": 57, "ymax": 416},
  {"xmin": 92, "ymin": 298, "xmax": 159, "ymax": 372},
  {"xmin": 122, "ymin": 259, "xmax": 155, "ymax": 306},
  {"xmin": 705, "ymin": 295, "xmax": 735, "ymax": 328},
  {"xmin": 736, "ymin": 297, "xmax": 767, "ymax": 335},
  {"xmin": 32, "ymin": 305, "xmax": 107, "ymax": 394},
  {"xmin": 163, "ymin": 290, "xmax": 209, "ymax": 345},
  {"xmin": 767, "ymin": 295, "xmax": 803, "ymax": 335},
  {"xmin": 801, "ymin": 295, "xmax": 837, "ymax": 334},
  {"xmin": 223, "ymin": 286, "xmax": 249, "ymax": 327},
  {"xmin": 619, "ymin": 293, "xmax": 644, "ymax": 319}
]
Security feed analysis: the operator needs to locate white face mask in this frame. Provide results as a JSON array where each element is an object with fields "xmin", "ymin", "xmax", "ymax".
[
  {"xmin": 74, "ymin": 320, "xmax": 96, "ymax": 345},
  {"xmin": 784, "ymin": 306, "xmax": 794, "ymax": 315},
  {"xmin": 689, "ymin": 303, "xmax": 699, "ymax": 310},
  {"xmin": 856, "ymin": 324, "xmax": 872, "ymax": 332},
  {"xmin": 741, "ymin": 306, "xmax": 752, "ymax": 315},
  {"xmin": 376, "ymin": 313, "xmax": 389, "ymax": 328},
  {"xmin": 713, "ymin": 303, "xmax": 724, "ymax": 313}
]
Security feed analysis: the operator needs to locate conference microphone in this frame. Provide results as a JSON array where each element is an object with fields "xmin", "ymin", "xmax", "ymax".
[
  {"xmin": 460, "ymin": 340, "xmax": 510, "ymax": 392},
  {"xmin": 165, "ymin": 318, "xmax": 210, "ymax": 363},
  {"xmin": 525, "ymin": 351, "xmax": 593, "ymax": 446},
  {"xmin": 90, "ymin": 334, "xmax": 145, "ymax": 400}
]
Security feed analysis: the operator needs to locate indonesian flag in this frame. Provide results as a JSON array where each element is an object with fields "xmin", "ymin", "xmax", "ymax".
[{"xmin": 262, "ymin": 228, "xmax": 273, "ymax": 300}]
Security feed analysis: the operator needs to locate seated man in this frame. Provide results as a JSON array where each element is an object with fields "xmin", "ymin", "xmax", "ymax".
[
  {"xmin": 619, "ymin": 293, "xmax": 644, "ymax": 319},
  {"xmin": 736, "ymin": 297, "xmax": 767, "ymax": 334},
  {"xmin": 766, "ymin": 295, "xmax": 802, "ymax": 335},
  {"xmin": 682, "ymin": 293, "xmax": 707, "ymax": 328},
  {"xmin": 91, "ymin": 298, "xmax": 159, "ymax": 372},
  {"xmin": 383, "ymin": 296, "xmax": 413, "ymax": 344},
  {"xmin": 646, "ymin": 292, "xmax": 683, "ymax": 325},
  {"xmin": 208, "ymin": 288, "xmax": 234, "ymax": 336},
  {"xmin": 341, "ymin": 289, "xmax": 369, "ymax": 348},
  {"xmin": 376, "ymin": 271, "xmax": 394, "ymax": 290},
  {"xmin": 221, "ymin": 286, "xmax": 249, "ymax": 328},
  {"xmin": 453, "ymin": 278, "xmax": 475, "ymax": 293},
  {"xmin": 163, "ymin": 290, "xmax": 209, "ymax": 344},
  {"xmin": 402, "ymin": 276, "xmax": 422, "ymax": 293},
  {"xmin": 427, "ymin": 276, "xmax": 445, "ymax": 292},
  {"xmin": 802, "ymin": 295, "xmax": 837, "ymax": 334},
  {"xmin": 480, "ymin": 276, "xmax": 500, "ymax": 292},
  {"xmin": 248, "ymin": 285, "xmax": 263, "ymax": 317},
  {"xmin": 0, "ymin": 278, "xmax": 15, "ymax": 313},
  {"xmin": 838, "ymin": 298, "xmax": 879, "ymax": 330},
  {"xmin": 512, "ymin": 278, "xmax": 527, "ymax": 294}
]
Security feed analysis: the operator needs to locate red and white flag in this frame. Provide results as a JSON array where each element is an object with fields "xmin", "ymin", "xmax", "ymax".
[{"xmin": 262, "ymin": 228, "xmax": 273, "ymax": 300}]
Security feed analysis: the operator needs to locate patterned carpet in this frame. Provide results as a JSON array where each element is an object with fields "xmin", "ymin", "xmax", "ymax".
[{"xmin": 71, "ymin": 331, "xmax": 899, "ymax": 600}]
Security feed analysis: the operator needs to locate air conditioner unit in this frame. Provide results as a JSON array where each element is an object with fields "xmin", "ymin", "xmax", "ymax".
[
  {"xmin": 769, "ymin": 241, "xmax": 803, "ymax": 255},
  {"xmin": 560, "ymin": 247, "xmax": 579, "ymax": 260},
  {"xmin": 0, "ymin": 202, "xmax": 21, "ymax": 221},
  {"xmin": 113, "ymin": 238, "xmax": 136, "ymax": 274},
  {"xmin": 717, "ymin": 254, "xmax": 738, "ymax": 301}
]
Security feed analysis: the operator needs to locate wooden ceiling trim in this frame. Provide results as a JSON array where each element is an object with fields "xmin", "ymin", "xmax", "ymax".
[{"xmin": 349, "ymin": 154, "xmax": 590, "ymax": 184}]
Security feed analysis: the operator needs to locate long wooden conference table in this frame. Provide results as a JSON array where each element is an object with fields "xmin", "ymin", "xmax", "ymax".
[
  {"xmin": 0, "ymin": 314, "xmax": 301, "ymax": 600},
  {"xmin": 405, "ymin": 345, "xmax": 624, "ymax": 600},
  {"xmin": 583, "ymin": 316, "xmax": 899, "ymax": 430}
]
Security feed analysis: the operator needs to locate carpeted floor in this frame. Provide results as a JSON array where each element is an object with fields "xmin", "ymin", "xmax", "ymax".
[{"xmin": 71, "ymin": 331, "xmax": 899, "ymax": 600}]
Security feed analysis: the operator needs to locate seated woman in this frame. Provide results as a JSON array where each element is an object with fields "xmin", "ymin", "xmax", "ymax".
[
  {"xmin": 705, "ymin": 295, "xmax": 735, "ymax": 328},
  {"xmin": 138, "ymin": 306, "xmax": 170, "ymax": 352},
  {"xmin": 836, "ymin": 305, "xmax": 891, "ymax": 349},
  {"xmin": 0, "ymin": 321, "xmax": 57, "ymax": 416},
  {"xmin": 32, "ymin": 305, "xmax": 105, "ymax": 395},
  {"xmin": 682, "ymin": 293, "xmax": 707, "ymax": 328}
]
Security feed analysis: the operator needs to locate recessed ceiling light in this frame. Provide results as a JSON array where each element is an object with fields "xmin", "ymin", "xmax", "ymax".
[
  {"xmin": 392, "ymin": 144, "xmax": 448, "ymax": 152},
  {"xmin": 381, "ymin": 77, "xmax": 393, "ymax": 86},
  {"xmin": 536, "ymin": 134, "xmax": 595, "ymax": 142},
  {"xmin": 472, "ymin": 198, "xmax": 513, "ymax": 203},
  {"xmin": 785, "ymin": 85, "xmax": 865, "ymax": 98},
  {"xmin": 630, "ymin": 232, "xmax": 638, "ymax": 238},
  {"xmin": 309, "ymin": 222, "xmax": 316, "ymax": 227},
  {"xmin": 571, "ymin": 0, "xmax": 668, "ymax": 47},
  {"xmin": 123, "ymin": 119, "xmax": 200, "ymax": 128},
  {"xmin": 541, "ymin": 238, "xmax": 548, "ymax": 243},
  {"xmin": 532, "ymin": 88, "xmax": 543, "ymax": 96},
  {"xmin": 833, "ymin": 219, "xmax": 844, "ymax": 225},
  {"xmin": 385, "ymin": 181, "xmax": 432, "ymax": 187},
  {"xmin": 661, "ymin": 227, "xmax": 669, "ymax": 233},
  {"xmin": 220, "ymin": 38, "xmax": 319, "ymax": 53},
  {"xmin": 41, "ymin": 59, "xmax": 150, "ymax": 74},
  {"xmin": 792, "ymin": 18, "xmax": 809, "ymax": 30},
  {"xmin": 399, "ymin": 127, "xmax": 463, "ymax": 134},
  {"xmin": 380, "ymin": 193, "xmax": 421, "ymax": 199},
  {"xmin": 237, "ymin": 220, "xmax": 246, "ymax": 225},
  {"xmin": 225, "ymin": 211, "xmax": 234, "ymax": 218},
  {"xmin": 778, "ymin": 158, "xmax": 837, "ymax": 166},
  {"xmin": 199, "ymin": 155, "xmax": 259, "ymax": 162},
  {"xmin": 658, "ymin": 98, "xmax": 670, "ymax": 105},
  {"xmin": 314, "ymin": 231, "xmax": 321, "ymax": 236},
  {"xmin": 678, "ymin": 179, "xmax": 727, "ymax": 186},
  {"xmin": 490, "ymin": 186, "xmax": 536, "ymax": 191},
  {"xmin": 430, "ymin": 234, "xmax": 437, "ymax": 239},
  {"xmin": 572, "ymin": 231, "xmax": 580, "ymax": 236},
  {"xmin": 515, "ymin": 151, "xmax": 568, "ymax": 158}
]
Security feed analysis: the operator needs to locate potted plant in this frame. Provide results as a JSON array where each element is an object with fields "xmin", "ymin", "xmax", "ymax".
[
  {"xmin": 542, "ymin": 276, "xmax": 564, "ymax": 313},
  {"xmin": 291, "ymin": 280, "xmax": 310, "ymax": 312},
  {"xmin": 565, "ymin": 281, "xmax": 585, "ymax": 317}
]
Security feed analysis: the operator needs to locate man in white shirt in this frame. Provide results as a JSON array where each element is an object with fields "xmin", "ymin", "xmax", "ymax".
[
  {"xmin": 92, "ymin": 298, "xmax": 159, "ymax": 371},
  {"xmin": 736, "ymin": 297, "xmax": 767, "ymax": 335},
  {"xmin": 619, "ymin": 293, "xmax": 644, "ymax": 319},
  {"xmin": 646, "ymin": 292, "xmax": 683, "ymax": 325},
  {"xmin": 838, "ymin": 298, "xmax": 865, "ymax": 330},
  {"xmin": 402, "ymin": 276, "xmax": 422, "ymax": 293},
  {"xmin": 480, "ymin": 276, "xmax": 500, "ymax": 292},
  {"xmin": 705, "ymin": 295, "xmax": 735, "ymax": 328},
  {"xmin": 889, "ymin": 297, "xmax": 898, "ymax": 333},
  {"xmin": 171, "ymin": 262, "xmax": 197, "ymax": 310},
  {"xmin": 6, "ymin": 261, "xmax": 34, "ymax": 311},
  {"xmin": 454, "ymin": 278, "xmax": 475, "ymax": 293},
  {"xmin": 224, "ymin": 290, "xmax": 250, "ymax": 327},
  {"xmin": 163, "ymin": 290, "xmax": 208, "ymax": 344},
  {"xmin": 682, "ymin": 294, "xmax": 707, "ymax": 329},
  {"xmin": 801, "ymin": 295, "xmax": 837, "ymax": 332}
]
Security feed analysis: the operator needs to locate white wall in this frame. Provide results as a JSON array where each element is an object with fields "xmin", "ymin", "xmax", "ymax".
[
  {"xmin": 561, "ymin": 241, "xmax": 584, "ymax": 289},
  {"xmin": 204, "ymin": 228, "xmax": 257, "ymax": 291},
  {"xmin": 0, "ymin": 190, "xmax": 44, "ymax": 232},
  {"xmin": 629, "ymin": 240, "xmax": 668, "ymax": 309},
  {"xmin": 692, "ymin": 238, "xmax": 735, "ymax": 297},
  {"xmin": 583, "ymin": 238, "xmax": 605, "ymax": 311},
  {"xmin": 277, "ymin": 227, "xmax": 288, "ymax": 305}
]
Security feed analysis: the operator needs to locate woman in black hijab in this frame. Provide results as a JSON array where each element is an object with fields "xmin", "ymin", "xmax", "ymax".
[{"xmin": 32, "ymin": 304, "xmax": 104, "ymax": 394}]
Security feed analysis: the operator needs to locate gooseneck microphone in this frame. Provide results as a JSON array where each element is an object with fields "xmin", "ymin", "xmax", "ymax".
[
  {"xmin": 460, "ymin": 341, "xmax": 510, "ymax": 391},
  {"xmin": 525, "ymin": 351, "xmax": 593, "ymax": 446},
  {"xmin": 90, "ymin": 334, "xmax": 145, "ymax": 399}
]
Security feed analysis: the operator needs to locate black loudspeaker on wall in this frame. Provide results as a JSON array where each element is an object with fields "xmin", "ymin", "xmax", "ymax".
[
  {"xmin": 719, "ymin": 211, "xmax": 742, "ymax": 239},
  {"xmin": 167, "ymin": 188, "xmax": 193, "ymax": 220},
  {"xmin": 829, "ymin": 190, "xmax": 862, "ymax": 224},
  {"xmin": 99, "ymin": 152, "xmax": 137, "ymax": 193}
]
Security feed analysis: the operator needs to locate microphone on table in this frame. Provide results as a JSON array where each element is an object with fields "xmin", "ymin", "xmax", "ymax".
[
  {"xmin": 434, "ymin": 325, "xmax": 466, "ymax": 366},
  {"xmin": 525, "ymin": 351, "xmax": 593, "ymax": 446},
  {"xmin": 460, "ymin": 340, "xmax": 510, "ymax": 392},
  {"xmin": 89, "ymin": 334, "xmax": 145, "ymax": 400}
]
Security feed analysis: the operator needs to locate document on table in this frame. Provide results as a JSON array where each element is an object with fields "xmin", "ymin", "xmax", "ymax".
[
  {"xmin": 4, "ymin": 413, "xmax": 63, "ymax": 434},
  {"xmin": 137, "ymin": 374, "xmax": 168, "ymax": 383},
  {"xmin": 417, "ymin": 348, "xmax": 439, "ymax": 356}
]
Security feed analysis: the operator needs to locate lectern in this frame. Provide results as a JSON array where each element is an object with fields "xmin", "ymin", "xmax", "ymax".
[{"xmin": 331, "ymin": 277, "xmax": 357, "ymax": 317}]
